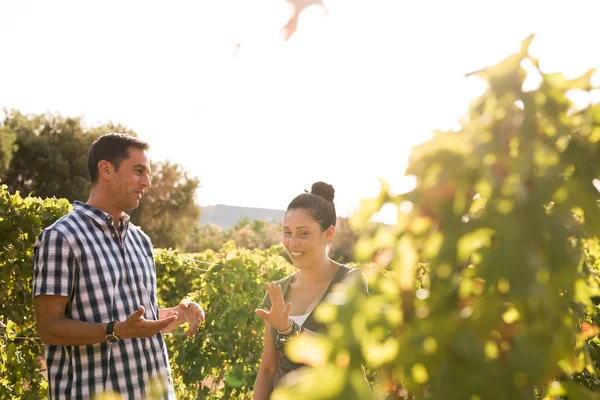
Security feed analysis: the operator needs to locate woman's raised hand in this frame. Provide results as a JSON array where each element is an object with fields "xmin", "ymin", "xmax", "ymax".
[{"xmin": 255, "ymin": 282, "xmax": 292, "ymax": 332}]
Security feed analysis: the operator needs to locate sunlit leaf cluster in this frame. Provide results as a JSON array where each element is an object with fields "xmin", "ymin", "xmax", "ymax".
[{"xmin": 0, "ymin": 184, "xmax": 70, "ymax": 399}]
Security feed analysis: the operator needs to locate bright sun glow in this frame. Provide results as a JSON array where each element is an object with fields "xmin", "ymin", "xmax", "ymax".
[{"xmin": 1, "ymin": 0, "xmax": 599, "ymax": 223}]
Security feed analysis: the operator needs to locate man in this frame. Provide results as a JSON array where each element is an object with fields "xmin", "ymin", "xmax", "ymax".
[{"xmin": 33, "ymin": 133, "xmax": 205, "ymax": 399}]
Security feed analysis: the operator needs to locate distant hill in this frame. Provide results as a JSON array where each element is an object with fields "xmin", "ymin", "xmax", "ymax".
[{"xmin": 199, "ymin": 204, "xmax": 285, "ymax": 229}]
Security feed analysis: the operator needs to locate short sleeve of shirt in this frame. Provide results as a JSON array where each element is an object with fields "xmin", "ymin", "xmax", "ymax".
[{"xmin": 33, "ymin": 229, "xmax": 76, "ymax": 298}]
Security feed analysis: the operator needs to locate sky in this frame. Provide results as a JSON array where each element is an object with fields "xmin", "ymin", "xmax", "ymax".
[{"xmin": 1, "ymin": 0, "xmax": 599, "ymax": 222}]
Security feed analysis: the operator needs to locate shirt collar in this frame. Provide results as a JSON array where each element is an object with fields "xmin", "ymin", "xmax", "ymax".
[{"xmin": 73, "ymin": 201, "xmax": 131, "ymax": 226}]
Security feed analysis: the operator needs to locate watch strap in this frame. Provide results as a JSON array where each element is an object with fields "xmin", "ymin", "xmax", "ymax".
[
  {"xmin": 105, "ymin": 320, "xmax": 120, "ymax": 343},
  {"xmin": 106, "ymin": 320, "xmax": 117, "ymax": 335}
]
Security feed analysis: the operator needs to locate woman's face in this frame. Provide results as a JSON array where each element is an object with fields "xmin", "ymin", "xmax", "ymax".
[{"xmin": 282, "ymin": 208, "xmax": 331, "ymax": 268}]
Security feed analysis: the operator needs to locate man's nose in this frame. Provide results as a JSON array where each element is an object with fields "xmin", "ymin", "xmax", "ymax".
[{"xmin": 141, "ymin": 174, "xmax": 151, "ymax": 188}]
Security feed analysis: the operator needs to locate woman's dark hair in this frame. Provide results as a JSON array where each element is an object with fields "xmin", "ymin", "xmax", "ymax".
[
  {"xmin": 88, "ymin": 133, "xmax": 149, "ymax": 184},
  {"xmin": 286, "ymin": 181, "xmax": 336, "ymax": 231}
]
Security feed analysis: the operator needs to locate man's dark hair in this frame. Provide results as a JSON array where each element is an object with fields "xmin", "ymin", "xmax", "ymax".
[{"xmin": 88, "ymin": 133, "xmax": 149, "ymax": 184}]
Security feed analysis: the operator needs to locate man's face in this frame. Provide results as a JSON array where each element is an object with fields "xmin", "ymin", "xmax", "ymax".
[{"xmin": 109, "ymin": 147, "xmax": 151, "ymax": 211}]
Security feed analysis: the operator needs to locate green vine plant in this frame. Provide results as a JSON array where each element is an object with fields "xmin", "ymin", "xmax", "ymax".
[{"xmin": 272, "ymin": 35, "xmax": 600, "ymax": 400}]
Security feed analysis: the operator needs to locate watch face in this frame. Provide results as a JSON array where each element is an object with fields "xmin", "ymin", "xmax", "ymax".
[{"xmin": 106, "ymin": 334, "xmax": 119, "ymax": 343}]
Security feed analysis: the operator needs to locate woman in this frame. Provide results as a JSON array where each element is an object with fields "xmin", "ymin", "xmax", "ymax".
[{"xmin": 253, "ymin": 181, "xmax": 368, "ymax": 399}]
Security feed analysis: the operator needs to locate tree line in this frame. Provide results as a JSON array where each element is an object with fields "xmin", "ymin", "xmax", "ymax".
[{"xmin": 0, "ymin": 109, "xmax": 365, "ymax": 259}]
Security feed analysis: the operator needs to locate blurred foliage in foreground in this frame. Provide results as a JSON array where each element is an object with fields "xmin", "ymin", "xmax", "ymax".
[{"xmin": 273, "ymin": 35, "xmax": 600, "ymax": 400}]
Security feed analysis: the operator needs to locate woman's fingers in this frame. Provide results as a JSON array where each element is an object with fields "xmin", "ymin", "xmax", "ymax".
[
  {"xmin": 271, "ymin": 283, "xmax": 282, "ymax": 309},
  {"xmin": 265, "ymin": 283, "xmax": 277, "ymax": 307},
  {"xmin": 266, "ymin": 282, "xmax": 285, "ymax": 310},
  {"xmin": 263, "ymin": 282, "xmax": 290, "ymax": 328},
  {"xmin": 283, "ymin": 302, "xmax": 292, "ymax": 320},
  {"xmin": 276, "ymin": 285, "xmax": 285, "ymax": 307},
  {"xmin": 255, "ymin": 308, "xmax": 269, "ymax": 320}
]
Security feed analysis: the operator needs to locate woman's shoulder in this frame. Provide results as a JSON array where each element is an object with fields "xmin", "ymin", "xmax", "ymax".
[
  {"xmin": 337, "ymin": 264, "xmax": 369, "ymax": 295},
  {"xmin": 336, "ymin": 264, "xmax": 362, "ymax": 278}
]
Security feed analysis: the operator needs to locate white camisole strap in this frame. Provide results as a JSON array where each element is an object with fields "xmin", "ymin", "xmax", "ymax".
[{"xmin": 289, "ymin": 313, "xmax": 311, "ymax": 326}]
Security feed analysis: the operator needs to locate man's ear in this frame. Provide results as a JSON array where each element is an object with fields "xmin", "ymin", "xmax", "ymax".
[{"xmin": 98, "ymin": 160, "xmax": 113, "ymax": 181}]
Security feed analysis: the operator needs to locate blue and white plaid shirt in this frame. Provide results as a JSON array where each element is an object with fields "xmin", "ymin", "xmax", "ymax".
[{"xmin": 33, "ymin": 201, "xmax": 175, "ymax": 399}]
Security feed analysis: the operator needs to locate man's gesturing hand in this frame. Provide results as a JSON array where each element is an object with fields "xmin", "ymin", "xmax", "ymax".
[
  {"xmin": 115, "ymin": 306, "xmax": 178, "ymax": 339},
  {"xmin": 178, "ymin": 300, "xmax": 206, "ymax": 337}
]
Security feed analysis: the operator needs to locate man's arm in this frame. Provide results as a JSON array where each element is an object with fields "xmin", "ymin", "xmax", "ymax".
[
  {"xmin": 34, "ymin": 295, "xmax": 106, "ymax": 345},
  {"xmin": 34, "ymin": 295, "xmax": 177, "ymax": 346}
]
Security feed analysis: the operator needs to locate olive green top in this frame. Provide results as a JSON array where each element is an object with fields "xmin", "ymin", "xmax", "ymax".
[{"xmin": 260, "ymin": 265, "xmax": 368, "ymax": 387}]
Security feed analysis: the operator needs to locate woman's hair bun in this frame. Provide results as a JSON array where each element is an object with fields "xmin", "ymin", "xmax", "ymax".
[{"xmin": 310, "ymin": 181, "xmax": 335, "ymax": 202}]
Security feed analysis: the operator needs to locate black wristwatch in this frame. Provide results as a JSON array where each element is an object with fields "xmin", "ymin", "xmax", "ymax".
[{"xmin": 105, "ymin": 321, "xmax": 120, "ymax": 343}]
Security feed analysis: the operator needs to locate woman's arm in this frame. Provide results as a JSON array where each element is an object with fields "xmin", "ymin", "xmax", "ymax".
[{"xmin": 253, "ymin": 325, "xmax": 279, "ymax": 400}]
